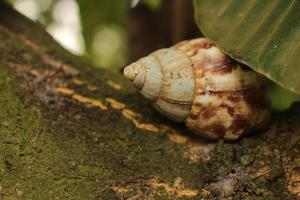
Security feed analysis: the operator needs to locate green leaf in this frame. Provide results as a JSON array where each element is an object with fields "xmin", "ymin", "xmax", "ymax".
[{"xmin": 194, "ymin": 0, "xmax": 300, "ymax": 94}]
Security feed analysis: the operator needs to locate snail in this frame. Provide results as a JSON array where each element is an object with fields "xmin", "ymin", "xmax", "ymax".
[{"xmin": 124, "ymin": 38, "xmax": 271, "ymax": 140}]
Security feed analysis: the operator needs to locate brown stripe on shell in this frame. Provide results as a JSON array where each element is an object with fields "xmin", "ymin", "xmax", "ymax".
[
  {"xmin": 220, "ymin": 103, "xmax": 235, "ymax": 117},
  {"xmin": 172, "ymin": 38, "xmax": 213, "ymax": 51},
  {"xmin": 188, "ymin": 112, "xmax": 199, "ymax": 120},
  {"xmin": 243, "ymin": 87, "xmax": 270, "ymax": 110},
  {"xmin": 173, "ymin": 39, "xmax": 215, "ymax": 58},
  {"xmin": 228, "ymin": 92, "xmax": 242, "ymax": 103},
  {"xmin": 200, "ymin": 106, "xmax": 218, "ymax": 119},
  {"xmin": 211, "ymin": 124, "xmax": 226, "ymax": 137},
  {"xmin": 197, "ymin": 89, "xmax": 248, "ymax": 96},
  {"xmin": 158, "ymin": 96, "xmax": 192, "ymax": 106},
  {"xmin": 193, "ymin": 102, "xmax": 201, "ymax": 108},
  {"xmin": 209, "ymin": 59, "xmax": 238, "ymax": 75},
  {"xmin": 152, "ymin": 54, "xmax": 165, "ymax": 102},
  {"xmin": 227, "ymin": 115, "xmax": 251, "ymax": 138}
]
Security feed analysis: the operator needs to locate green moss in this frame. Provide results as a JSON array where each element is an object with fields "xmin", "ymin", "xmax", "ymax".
[
  {"xmin": 0, "ymin": 68, "xmax": 99, "ymax": 199},
  {"xmin": 240, "ymin": 154, "xmax": 254, "ymax": 166}
]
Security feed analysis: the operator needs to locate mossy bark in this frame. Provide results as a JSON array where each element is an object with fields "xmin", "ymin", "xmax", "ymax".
[{"xmin": 0, "ymin": 3, "xmax": 299, "ymax": 200}]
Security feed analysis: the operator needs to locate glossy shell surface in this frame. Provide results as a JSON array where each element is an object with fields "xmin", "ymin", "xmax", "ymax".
[{"xmin": 124, "ymin": 38, "xmax": 271, "ymax": 140}]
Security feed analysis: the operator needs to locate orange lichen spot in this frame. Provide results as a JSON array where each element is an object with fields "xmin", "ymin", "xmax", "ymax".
[
  {"xmin": 29, "ymin": 69, "xmax": 42, "ymax": 78},
  {"xmin": 169, "ymin": 132, "xmax": 188, "ymax": 144},
  {"xmin": 72, "ymin": 78, "xmax": 98, "ymax": 91},
  {"xmin": 111, "ymin": 186, "xmax": 129, "ymax": 194},
  {"xmin": 159, "ymin": 125, "xmax": 188, "ymax": 144},
  {"xmin": 56, "ymin": 87, "xmax": 75, "ymax": 96},
  {"xmin": 107, "ymin": 80, "xmax": 122, "ymax": 90},
  {"xmin": 200, "ymin": 189, "xmax": 211, "ymax": 197},
  {"xmin": 48, "ymin": 70, "xmax": 57, "ymax": 77},
  {"xmin": 122, "ymin": 110, "xmax": 136, "ymax": 122},
  {"xmin": 122, "ymin": 109, "xmax": 140, "ymax": 119},
  {"xmin": 89, "ymin": 99, "xmax": 108, "ymax": 110},
  {"xmin": 135, "ymin": 123, "xmax": 159, "ymax": 132},
  {"xmin": 73, "ymin": 94, "xmax": 108, "ymax": 110},
  {"xmin": 72, "ymin": 94, "xmax": 92, "ymax": 104},
  {"xmin": 87, "ymin": 85, "xmax": 98, "ymax": 92},
  {"xmin": 148, "ymin": 177, "xmax": 198, "ymax": 197},
  {"xmin": 72, "ymin": 78, "xmax": 85, "ymax": 86},
  {"xmin": 56, "ymin": 87, "xmax": 107, "ymax": 110},
  {"xmin": 106, "ymin": 98, "xmax": 125, "ymax": 110}
]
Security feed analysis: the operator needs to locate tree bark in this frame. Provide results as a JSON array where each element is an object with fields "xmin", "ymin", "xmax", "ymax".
[{"xmin": 0, "ymin": 3, "xmax": 299, "ymax": 200}]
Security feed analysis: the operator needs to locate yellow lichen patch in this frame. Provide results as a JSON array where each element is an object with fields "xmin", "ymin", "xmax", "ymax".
[
  {"xmin": 29, "ymin": 69, "xmax": 42, "ymax": 78},
  {"xmin": 72, "ymin": 94, "xmax": 93, "ymax": 104},
  {"xmin": 87, "ymin": 85, "xmax": 98, "ymax": 92},
  {"xmin": 148, "ymin": 177, "xmax": 198, "ymax": 197},
  {"xmin": 90, "ymin": 100, "xmax": 108, "ymax": 110},
  {"xmin": 200, "ymin": 188, "xmax": 212, "ymax": 197},
  {"xmin": 135, "ymin": 123, "xmax": 159, "ymax": 132},
  {"xmin": 72, "ymin": 78, "xmax": 98, "ymax": 91},
  {"xmin": 159, "ymin": 125, "xmax": 188, "ymax": 144},
  {"xmin": 72, "ymin": 78, "xmax": 85, "ymax": 86},
  {"xmin": 159, "ymin": 124, "xmax": 215, "ymax": 161},
  {"xmin": 56, "ymin": 87, "xmax": 75, "ymax": 96},
  {"xmin": 121, "ymin": 107, "xmax": 158, "ymax": 132},
  {"xmin": 111, "ymin": 186, "xmax": 129, "ymax": 194},
  {"xmin": 107, "ymin": 80, "xmax": 122, "ymax": 90},
  {"xmin": 122, "ymin": 109, "xmax": 140, "ymax": 119},
  {"xmin": 184, "ymin": 142, "xmax": 215, "ymax": 162},
  {"xmin": 73, "ymin": 94, "xmax": 108, "ymax": 110},
  {"xmin": 106, "ymin": 98, "xmax": 125, "ymax": 110},
  {"xmin": 169, "ymin": 133, "xmax": 188, "ymax": 144},
  {"xmin": 56, "ymin": 87, "xmax": 108, "ymax": 110}
]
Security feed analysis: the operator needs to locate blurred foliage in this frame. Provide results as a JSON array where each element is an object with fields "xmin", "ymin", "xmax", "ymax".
[
  {"xmin": 77, "ymin": 0, "xmax": 130, "ymax": 70},
  {"xmin": 268, "ymin": 82, "xmax": 299, "ymax": 111},
  {"xmin": 7, "ymin": 0, "xmax": 131, "ymax": 70},
  {"xmin": 144, "ymin": 0, "xmax": 162, "ymax": 10}
]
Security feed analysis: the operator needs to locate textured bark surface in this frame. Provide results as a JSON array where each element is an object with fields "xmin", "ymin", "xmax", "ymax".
[{"xmin": 0, "ymin": 3, "xmax": 299, "ymax": 200}]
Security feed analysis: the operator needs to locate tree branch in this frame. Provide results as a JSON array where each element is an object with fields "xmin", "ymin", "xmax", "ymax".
[{"xmin": 0, "ymin": 3, "xmax": 299, "ymax": 199}]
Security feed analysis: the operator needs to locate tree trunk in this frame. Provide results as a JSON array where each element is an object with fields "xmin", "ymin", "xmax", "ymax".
[
  {"xmin": 128, "ymin": 0, "xmax": 199, "ymax": 61},
  {"xmin": 0, "ymin": 3, "xmax": 299, "ymax": 200}
]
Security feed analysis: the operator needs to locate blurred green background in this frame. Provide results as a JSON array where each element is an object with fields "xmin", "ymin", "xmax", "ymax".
[
  {"xmin": 7, "ymin": 0, "xmax": 199, "ymax": 70},
  {"xmin": 6, "ymin": 0, "xmax": 299, "ymax": 110}
]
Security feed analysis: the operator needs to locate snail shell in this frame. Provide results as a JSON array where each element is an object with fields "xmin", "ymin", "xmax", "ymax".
[{"xmin": 124, "ymin": 38, "xmax": 271, "ymax": 140}]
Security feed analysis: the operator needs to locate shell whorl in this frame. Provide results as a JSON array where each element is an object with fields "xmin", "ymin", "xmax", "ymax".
[{"xmin": 124, "ymin": 48, "xmax": 196, "ymax": 122}]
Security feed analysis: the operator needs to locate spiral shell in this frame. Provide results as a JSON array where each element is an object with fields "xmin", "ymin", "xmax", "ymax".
[{"xmin": 124, "ymin": 38, "xmax": 270, "ymax": 140}]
